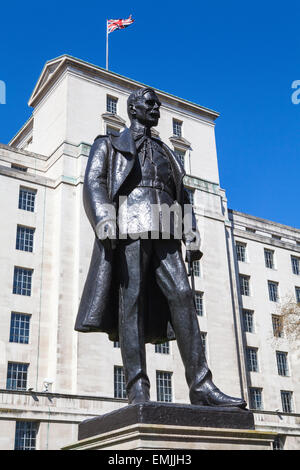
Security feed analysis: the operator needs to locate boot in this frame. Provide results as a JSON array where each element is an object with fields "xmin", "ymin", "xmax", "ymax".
[
  {"xmin": 190, "ymin": 380, "xmax": 247, "ymax": 408},
  {"xmin": 127, "ymin": 378, "xmax": 150, "ymax": 405}
]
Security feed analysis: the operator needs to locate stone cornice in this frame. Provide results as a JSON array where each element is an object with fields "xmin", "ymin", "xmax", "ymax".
[
  {"xmin": 28, "ymin": 55, "xmax": 220, "ymax": 123},
  {"xmin": 101, "ymin": 112, "xmax": 126, "ymax": 129},
  {"xmin": 0, "ymin": 142, "xmax": 48, "ymax": 161},
  {"xmin": 228, "ymin": 209, "xmax": 300, "ymax": 237},
  {"xmin": 169, "ymin": 135, "xmax": 191, "ymax": 150},
  {"xmin": 8, "ymin": 116, "xmax": 33, "ymax": 147}
]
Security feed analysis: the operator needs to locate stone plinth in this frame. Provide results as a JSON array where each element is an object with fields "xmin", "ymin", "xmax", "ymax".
[{"xmin": 62, "ymin": 402, "xmax": 277, "ymax": 450}]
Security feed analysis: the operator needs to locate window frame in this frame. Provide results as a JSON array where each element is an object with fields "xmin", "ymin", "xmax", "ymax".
[
  {"xmin": 106, "ymin": 95, "xmax": 118, "ymax": 115},
  {"xmin": 155, "ymin": 342, "xmax": 170, "ymax": 354},
  {"xmin": 291, "ymin": 256, "xmax": 300, "ymax": 275},
  {"xmin": 18, "ymin": 187, "xmax": 37, "ymax": 213},
  {"xmin": 13, "ymin": 267, "xmax": 33, "ymax": 297},
  {"xmin": 264, "ymin": 248, "xmax": 275, "ymax": 269},
  {"xmin": 113, "ymin": 365, "xmax": 126, "ymax": 399},
  {"xmin": 195, "ymin": 291, "xmax": 204, "ymax": 316},
  {"xmin": 240, "ymin": 275, "xmax": 250, "ymax": 296},
  {"xmin": 243, "ymin": 309, "xmax": 254, "ymax": 333},
  {"xmin": 236, "ymin": 242, "xmax": 247, "ymax": 262},
  {"xmin": 16, "ymin": 225, "xmax": 35, "ymax": 253},
  {"xmin": 173, "ymin": 148, "xmax": 186, "ymax": 168},
  {"xmin": 14, "ymin": 421, "xmax": 38, "ymax": 450},
  {"xmin": 9, "ymin": 312, "xmax": 31, "ymax": 344},
  {"xmin": 249, "ymin": 387, "xmax": 263, "ymax": 410},
  {"xmin": 276, "ymin": 351, "xmax": 289, "ymax": 377},
  {"xmin": 172, "ymin": 119, "xmax": 182, "ymax": 137},
  {"xmin": 6, "ymin": 362, "xmax": 29, "ymax": 391},
  {"xmin": 246, "ymin": 347, "xmax": 259, "ymax": 372},
  {"xmin": 268, "ymin": 281, "xmax": 279, "ymax": 302},
  {"xmin": 281, "ymin": 390, "xmax": 293, "ymax": 413},
  {"xmin": 156, "ymin": 370, "xmax": 173, "ymax": 403}
]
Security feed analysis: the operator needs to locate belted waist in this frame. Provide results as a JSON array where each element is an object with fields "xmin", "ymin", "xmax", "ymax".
[{"xmin": 135, "ymin": 179, "xmax": 174, "ymax": 198}]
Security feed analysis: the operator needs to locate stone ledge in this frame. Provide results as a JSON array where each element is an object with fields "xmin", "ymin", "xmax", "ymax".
[
  {"xmin": 64, "ymin": 423, "xmax": 275, "ymax": 451},
  {"xmin": 78, "ymin": 402, "xmax": 255, "ymax": 441}
]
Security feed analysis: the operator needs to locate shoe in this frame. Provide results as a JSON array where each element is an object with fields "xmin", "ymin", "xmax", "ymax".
[
  {"xmin": 127, "ymin": 378, "xmax": 150, "ymax": 405},
  {"xmin": 190, "ymin": 381, "xmax": 247, "ymax": 409}
]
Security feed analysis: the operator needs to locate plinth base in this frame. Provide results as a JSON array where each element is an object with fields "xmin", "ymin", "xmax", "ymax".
[{"xmin": 63, "ymin": 402, "xmax": 276, "ymax": 450}]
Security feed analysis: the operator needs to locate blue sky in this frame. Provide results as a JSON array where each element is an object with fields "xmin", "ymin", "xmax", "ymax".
[{"xmin": 0, "ymin": 1, "xmax": 299, "ymax": 228}]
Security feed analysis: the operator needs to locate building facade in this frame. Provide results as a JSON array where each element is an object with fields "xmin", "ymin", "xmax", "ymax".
[{"xmin": 0, "ymin": 55, "xmax": 299, "ymax": 450}]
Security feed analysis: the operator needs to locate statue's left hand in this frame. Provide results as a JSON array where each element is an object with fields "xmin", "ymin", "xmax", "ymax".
[{"xmin": 185, "ymin": 249, "xmax": 203, "ymax": 263}]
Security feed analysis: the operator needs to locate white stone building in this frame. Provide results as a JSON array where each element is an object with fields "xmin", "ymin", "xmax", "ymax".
[{"xmin": 0, "ymin": 55, "xmax": 299, "ymax": 450}]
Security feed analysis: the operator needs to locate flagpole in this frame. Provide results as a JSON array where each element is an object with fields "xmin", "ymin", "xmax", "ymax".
[{"xmin": 106, "ymin": 20, "xmax": 109, "ymax": 70}]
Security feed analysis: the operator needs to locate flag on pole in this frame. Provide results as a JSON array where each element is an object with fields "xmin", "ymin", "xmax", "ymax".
[
  {"xmin": 107, "ymin": 15, "xmax": 134, "ymax": 34},
  {"xmin": 106, "ymin": 15, "xmax": 134, "ymax": 70}
]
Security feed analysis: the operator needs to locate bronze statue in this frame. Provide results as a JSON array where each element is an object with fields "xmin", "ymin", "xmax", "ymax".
[{"xmin": 75, "ymin": 87, "xmax": 246, "ymax": 409}]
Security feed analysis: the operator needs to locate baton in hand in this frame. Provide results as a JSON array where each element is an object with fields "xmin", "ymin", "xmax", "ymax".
[{"xmin": 186, "ymin": 248, "xmax": 196, "ymax": 309}]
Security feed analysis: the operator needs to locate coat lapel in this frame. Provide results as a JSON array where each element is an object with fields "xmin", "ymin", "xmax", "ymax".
[
  {"xmin": 161, "ymin": 142, "xmax": 186, "ymax": 204},
  {"xmin": 109, "ymin": 127, "xmax": 137, "ymax": 201}
]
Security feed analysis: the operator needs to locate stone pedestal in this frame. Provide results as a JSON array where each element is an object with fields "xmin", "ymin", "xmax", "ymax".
[{"xmin": 63, "ymin": 402, "xmax": 277, "ymax": 450}]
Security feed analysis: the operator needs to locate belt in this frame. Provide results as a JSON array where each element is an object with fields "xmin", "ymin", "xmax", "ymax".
[{"xmin": 136, "ymin": 179, "xmax": 174, "ymax": 198}]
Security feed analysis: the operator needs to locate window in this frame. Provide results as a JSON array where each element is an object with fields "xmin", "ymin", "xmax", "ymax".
[
  {"xmin": 243, "ymin": 310, "xmax": 254, "ymax": 333},
  {"xmin": 272, "ymin": 436, "xmax": 284, "ymax": 450},
  {"xmin": 174, "ymin": 149, "xmax": 185, "ymax": 168},
  {"xmin": 173, "ymin": 119, "xmax": 182, "ymax": 137},
  {"xmin": 281, "ymin": 391, "xmax": 293, "ymax": 413},
  {"xmin": 295, "ymin": 287, "xmax": 300, "ymax": 304},
  {"xmin": 276, "ymin": 351, "xmax": 289, "ymax": 376},
  {"xmin": 236, "ymin": 242, "xmax": 246, "ymax": 262},
  {"xmin": 10, "ymin": 313, "xmax": 31, "ymax": 344},
  {"xmin": 16, "ymin": 226, "xmax": 35, "ymax": 252},
  {"xmin": 195, "ymin": 292, "xmax": 204, "ymax": 316},
  {"xmin": 193, "ymin": 260, "xmax": 200, "ymax": 277},
  {"xmin": 272, "ymin": 315, "xmax": 283, "ymax": 338},
  {"xmin": 246, "ymin": 227, "xmax": 256, "ymax": 233},
  {"xmin": 114, "ymin": 366, "xmax": 126, "ymax": 398},
  {"xmin": 249, "ymin": 388, "xmax": 263, "ymax": 410},
  {"xmin": 291, "ymin": 256, "xmax": 300, "ymax": 275},
  {"xmin": 18, "ymin": 187, "xmax": 36, "ymax": 212},
  {"xmin": 268, "ymin": 281, "xmax": 279, "ymax": 302},
  {"xmin": 240, "ymin": 275, "xmax": 250, "ymax": 296},
  {"xmin": 6, "ymin": 362, "xmax": 29, "ymax": 390},
  {"xmin": 155, "ymin": 342, "xmax": 170, "ymax": 354},
  {"xmin": 201, "ymin": 332, "xmax": 207, "ymax": 356},
  {"xmin": 264, "ymin": 249, "xmax": 274, "ymax": 269},
  {"xmin": 156, "ymin": 371, "xmax": 172, "ymax": 402},
  {"xmin": 106, "ymin": 95, "xmax": 118, "ymax": 114},
  {"xmin": 13, "ymin": 267, "xmax": 33, "ymax": 296},
  {"xmin": 11, "ymin": 164, "xmax": 27, "ymax": 172},
  {"xmin": 272, "ymin": 234, "xmax": 281, "ymax": 240},
  {"xmin": 185, "ymin": 187, "xmax": 194, "ymax": 205},
  {"xmin": 14, "ymin": 421, "xmax": 38, "ymax": 450},
  {"xmin": 246, "ymin": 347, "xmax": 258, "ymax": 372}
]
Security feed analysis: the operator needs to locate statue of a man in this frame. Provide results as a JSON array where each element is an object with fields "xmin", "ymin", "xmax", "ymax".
[{"xmin": 75, "ymin": 87, "xmax": 246, "ymax": 409}]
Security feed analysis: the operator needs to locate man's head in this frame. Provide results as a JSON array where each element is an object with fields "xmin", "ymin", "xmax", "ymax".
[{"xmin": 127, "ymin": 87, "xmax": 161, "ymax": 128}]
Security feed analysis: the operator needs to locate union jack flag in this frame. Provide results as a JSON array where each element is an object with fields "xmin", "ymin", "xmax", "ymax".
[{"xmin": 107, "ymin": 15, "xmax": 134, "ymax": 34}]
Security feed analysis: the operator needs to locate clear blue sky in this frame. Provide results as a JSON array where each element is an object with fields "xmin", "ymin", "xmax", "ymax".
[{"xmin": 0, "ymin": 1, "xmax": 299, "ymax": 228}]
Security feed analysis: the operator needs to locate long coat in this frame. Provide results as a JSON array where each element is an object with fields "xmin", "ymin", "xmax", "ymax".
[{"xmin": 74, "ymin": 127, "xmax": 196, "ymax": 343}]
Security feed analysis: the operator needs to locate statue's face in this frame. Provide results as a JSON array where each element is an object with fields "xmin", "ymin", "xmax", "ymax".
[{"xmin": 133, "ymin": 91, "xmax": 161, "ymax": 127}]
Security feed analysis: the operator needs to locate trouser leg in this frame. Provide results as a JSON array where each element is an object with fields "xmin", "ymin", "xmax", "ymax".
[
  {"xmin": 153, "ymin": 239, "xmax": 247, "ymax": 408},
  {"xmin": 153, "ymin": 240, "xmax": 211, "ymax": 394},
  {"xmin": 118, "ymin": 239, "xmax": 151, "ymax": 403}
]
